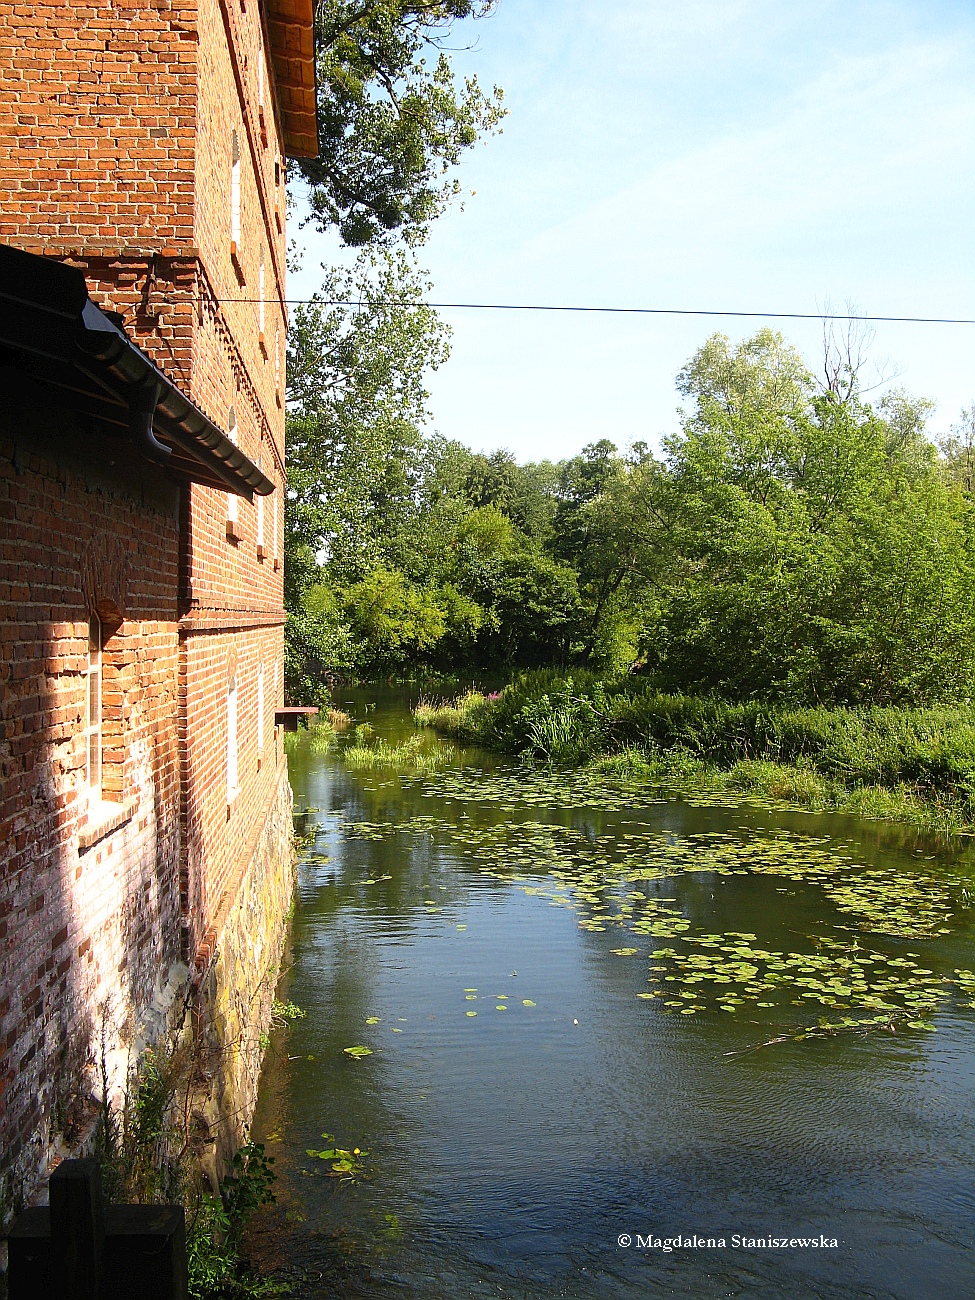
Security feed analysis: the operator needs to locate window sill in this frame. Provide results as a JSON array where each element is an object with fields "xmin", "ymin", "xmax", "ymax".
[
  {"xmin": 227, "ymin": 785, "xmax": 240, "ymax": 819},
  {"xmin": 257, "ymin": 544, "xmax": 266, "ymax": 562},
  {"xmin": 273, "ymin": 556, "xmax": 280, "ymax": 572},
  {"xmin": 226, "ymin": 519, "xmax": 241, "ymax": 543},
  {"xmin": 258, "ymin": 332, "xmax": 268, "ymax": 359},
  {"xmin": 79, "ymin": 798, "xmax": 136, "ymax": 851}
]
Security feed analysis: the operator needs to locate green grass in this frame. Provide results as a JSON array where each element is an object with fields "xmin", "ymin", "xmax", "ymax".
[
  {"xmin": 416, "ymin": 676, "xmax": 975, "ymax": 836},
  {"xmin": 343, "ymin": 733, "xmax": 456, "ymax": 773}
]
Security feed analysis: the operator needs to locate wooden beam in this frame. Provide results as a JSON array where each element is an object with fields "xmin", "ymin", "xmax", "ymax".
[
  {"xmin": 264, "ymin": 0, "xmax": 318, "ymax": 158},
  {"xmin": 275, "ymin": 706, "xmax": 319, "ymax": 731}
]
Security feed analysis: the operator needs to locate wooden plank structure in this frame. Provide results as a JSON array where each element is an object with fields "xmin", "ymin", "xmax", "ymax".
[
  {"xmin": 6, "ymin": 1159, "xmax": 187, "ymax": 1299},
  {"xmin": 274, "ymin": 705, "xmax": 319, "ymax": 732}
]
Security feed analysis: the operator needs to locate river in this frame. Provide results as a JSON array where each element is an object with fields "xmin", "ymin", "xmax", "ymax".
[{"xmin": 248, "ymin": 688, "xmax": 975, "ymax": 1299}]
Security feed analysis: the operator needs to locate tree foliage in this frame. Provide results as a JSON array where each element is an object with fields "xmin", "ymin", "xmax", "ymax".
[
  {"xmin": 298, "ymin": 0, "xmax": 506, "ymax": 246},
  {"xmin": 286, "ymin": 313, "xmax": 975, "ymax": 704}
]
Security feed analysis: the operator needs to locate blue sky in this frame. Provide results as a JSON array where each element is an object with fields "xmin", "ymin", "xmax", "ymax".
[{"xmin": 291, "ymin": 0, "xmax": 975, "ymax": 463}]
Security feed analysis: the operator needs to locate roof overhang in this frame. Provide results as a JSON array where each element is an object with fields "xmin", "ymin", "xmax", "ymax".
[
  {"xmin": 0, "ymin": 243, "xmax": 273, "ymax": 499},
  {"xmin": 264, "ymin": 0, "xmax": 319, "ymax": 159}
]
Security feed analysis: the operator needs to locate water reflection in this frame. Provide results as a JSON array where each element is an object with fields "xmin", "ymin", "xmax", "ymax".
[{"xmin": 249, "ymin": 688, "xmax": 975, "ymax": 1299}]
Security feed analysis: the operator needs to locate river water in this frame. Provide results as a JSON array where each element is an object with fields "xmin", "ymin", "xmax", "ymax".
[{"xmin": 249, "ymin": 689, "xmax": 975, "ymax": 1299}]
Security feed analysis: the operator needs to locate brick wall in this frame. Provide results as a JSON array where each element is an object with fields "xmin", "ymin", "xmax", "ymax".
[
  {"xmin": 179, "ymin": 622, "xmax": 285, "ymax": 966},
  {"xmin": 0, "ymin": 0, "xmax": 298, "ymax": 1200},
  {"xmin": 0, "ymin": 394, "xmax": 184, "ymax": 1203},
  {"xmin": 0, "ymin": 0, "xmax": 287, "ymax": 461},
  {"xmin": 0, "ymin": 0, "xmax": 197, "ymax": 250},
  {"xmin": 0, "ymin": 0, "xmax": 291, "ymax": 951}
]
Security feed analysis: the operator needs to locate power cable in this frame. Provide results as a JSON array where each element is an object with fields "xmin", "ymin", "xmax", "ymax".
[{"xmin": 205, "ymin": 298, "xmax": 975, "ymax": 325}]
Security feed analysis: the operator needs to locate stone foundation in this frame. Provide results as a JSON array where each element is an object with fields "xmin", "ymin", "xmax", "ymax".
[{"xmin": 192, "ymin": 759, "xmax": 295, "ymax": 1178}]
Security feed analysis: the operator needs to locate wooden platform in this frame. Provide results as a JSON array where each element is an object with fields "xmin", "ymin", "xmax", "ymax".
[{"xmin": 275, "ymin": 706, "xmax": 319, "ymax": 732}]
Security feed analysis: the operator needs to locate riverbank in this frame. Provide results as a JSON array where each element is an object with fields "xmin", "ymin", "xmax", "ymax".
[
  {"xmin": 415, "ymin": 673, "xmax": 975, "ymax": 839},
  {"xmin": 248, "ymin": 688, "xmax": 975, "ymax": 1299}
]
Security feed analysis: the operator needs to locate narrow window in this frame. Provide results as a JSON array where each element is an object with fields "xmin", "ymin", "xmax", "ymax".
[
  {"xmin": 256, "ymin": 456, "xmax": 265, "ymax": 555},
  {"xmin": 274, "ymin": 326, "xmax": 281, "ymax": 404},
  {"xmin": 258, "ymin": 248, "xmax": 265, "ymax": 337},
  {"xmin": 258, "ymin": 38, "xmax": 265, "ymax": 111},
  {"xmin": 227, "ymin": 676, "xmax": 239, "ymax": 800},
  {"xmin": 227, "ymin": 407, "xmax": 239, "ymax": 529},
  {"xmin": 272, "ymin": 489, "xmax": 278, "ymax": 565},
  {"xmin": 257, "ymin": 663, "xmax": 265, "ymax": 752},
  {"xmin": 85, "ymin": 617, "xmax": 102, "ymax": 801},
  {"xmin": 231, "ymin": 130, "xmax": 241, "ymax": 253}
]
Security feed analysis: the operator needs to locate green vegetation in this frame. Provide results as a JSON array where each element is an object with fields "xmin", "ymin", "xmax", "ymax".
[
  {"xmin": 330, "ymin": 809, "xmax": 975, "ymax": 1043},
  {"xmin": 415, "ymin": 676, "xmax": 975, "ymax": 835},
  {"xmin": 281, "ymin": 2, "xmax": 975, "ymax": 844},
  {"xmin": 304, "ymin": 1134, "xmax": 369, "ymax": 1180},
  {"xmin": 343, "ymin": 730, "xmax": 456, "ymax": 771},
  {"xmin": 186, "ymin": 1145, "xmax": 281, "ymax": 1299},
  {"xmin": 298, "ymin": 2, "xmax": 504, "ymax": 248},
  {"xmin": 95, "ymin": 1045, "xmax": 289, "ymax": 1298},
  {"xmin": 286, "ymin": 318, "xmax": 975, "ymax": 709}
]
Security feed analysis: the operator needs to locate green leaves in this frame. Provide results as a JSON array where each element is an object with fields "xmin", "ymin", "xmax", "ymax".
[
  {"xmin": 332, "ymin": 801, "xmax": 973, "ymax": 1047},
  {"xmin": 305, "ymin": 1134, "xmax": 369, "ymax": 1179},
  {"xmin": 343, "ymin": 1045, "xmax": 374, "ymax": 1058},
  {"xmin": 652, "ymin": 331, "xmax": 975, "ymax": 705},
  {"xmin": 300, "ymin": 2, "xmax": 505, "ymax": 248}
]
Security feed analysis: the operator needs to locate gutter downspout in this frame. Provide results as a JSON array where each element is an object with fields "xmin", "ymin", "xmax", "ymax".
[{"xmin": 128, "ymin": 380, "xmax": 171, "ymax": 465}]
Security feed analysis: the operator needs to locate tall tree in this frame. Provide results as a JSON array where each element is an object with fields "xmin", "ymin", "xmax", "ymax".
[
  {"xmin": 298, "ymin": 1, "xmax": 505, "ymax": 246},
  {"xmin": 286, "ymin": 249, "xmax": 450, "ymax": 588}
]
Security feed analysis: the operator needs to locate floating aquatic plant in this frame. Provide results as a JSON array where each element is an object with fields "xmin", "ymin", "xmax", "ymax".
[
  {"xmin": 641, "ymin": 933, "xmax": 972, "ymax": 1040},
  {"xmin": 305, "ymin": 1133, "xmax": 369, "ymax": 1180},
  {"xmin": 327, "ymin": 792, "xmax": 973, "ymax": 1049}
]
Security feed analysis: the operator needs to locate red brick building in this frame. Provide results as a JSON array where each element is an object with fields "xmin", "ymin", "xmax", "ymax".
[{"xmin": 0, "ymin": 0, "xmax": 317, "ymax": 1206}]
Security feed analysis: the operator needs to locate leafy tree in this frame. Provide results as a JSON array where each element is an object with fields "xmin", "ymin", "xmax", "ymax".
[
  {"xmin": 456, "ymin": 545, "xmax": 582, "ymax": 667},
  {"xmin": 285, "ymin": 288, "xmax": 975, "ymax": 709},
  {"xmin": 939, "ymin": 405, "xmax": 975, "ymax": 494},
  {"xmin": 298, "ymin": 1, "xmax": 506, "ymax": 246},
  {"xmin": 463, "ymin": 450, "xmax": 559, "ymax": 541},
  {"xmin": 286, "ymin": 249, "xmax": 450, "ymax": 579},
  {"xmin": 647, "ymin": 331, "xmax": 975, "ymax": 704}
]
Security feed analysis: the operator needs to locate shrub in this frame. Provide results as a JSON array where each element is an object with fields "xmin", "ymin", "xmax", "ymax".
[{"xmin": 417, "ymin": 674, "xmax": 975, "ymax": 819}]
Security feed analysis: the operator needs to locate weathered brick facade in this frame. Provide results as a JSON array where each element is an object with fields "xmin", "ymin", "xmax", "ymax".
[
  {"xmin": 0, "ymin": 400, "xmax": 184, "ymax": 1201},
  {"xmin": 0, "ymin": 0, "xmax": 317, "ymax": 1208}
]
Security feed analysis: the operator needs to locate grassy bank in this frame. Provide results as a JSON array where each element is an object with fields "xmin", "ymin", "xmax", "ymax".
[{"xmin": 415, "ymin": 673, "xmax": 975, "ymax": 837}]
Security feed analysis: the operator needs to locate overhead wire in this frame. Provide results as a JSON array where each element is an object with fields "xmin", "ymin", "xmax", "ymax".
[{"xmin": 203, "ymin": 298, "xmax": 975, "ymax": 325}]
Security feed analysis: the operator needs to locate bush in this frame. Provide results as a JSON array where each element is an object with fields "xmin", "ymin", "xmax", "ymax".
[
  {"xmin": 94, "ymin": 1044, "xmax": 286, "ymax": 1299},
  {"xmin": 417, "ymin": 674, "xmax": 975, "ymax": 817}
]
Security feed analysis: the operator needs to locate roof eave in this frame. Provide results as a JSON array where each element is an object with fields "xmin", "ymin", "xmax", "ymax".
[
  {"xmin": 0, "ymin": 243, "xmax": 274, "ymax": 498},
  {"xmin": 264, "ymin": 0, "xmax": 319, "ymax": 159}
]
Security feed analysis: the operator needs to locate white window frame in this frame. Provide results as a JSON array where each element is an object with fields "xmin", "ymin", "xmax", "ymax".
[
  {"xmin": 85, "ymin": 617, "xmax": 102, "ymax": 801},
  {"xmin": 231, "ymin": 129, "xmax": 242, "ymax": 253},
  {"xmin": 227, "ymin": 407, "xmax": 238, "ymax": 526},
  {"xmin": 227, "ymin": 676, "xmax": 239, "ymax": 801},
  {"xmin": 257, "ymin": 663, "xmax": 265, "ymax": 752}
]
